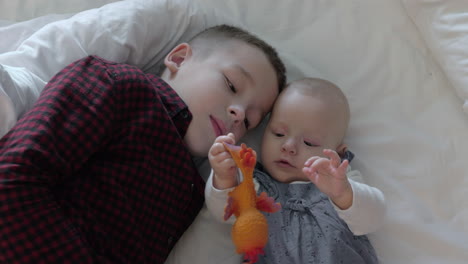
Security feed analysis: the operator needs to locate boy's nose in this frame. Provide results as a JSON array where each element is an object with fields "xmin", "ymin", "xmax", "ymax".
[
  {"xmin": 228, "ymin": 105, "xmax": 246, "ymax": 125},
  {"xmin": 281, "ymin": 139, "xmax": 297, "ymax": 155}
]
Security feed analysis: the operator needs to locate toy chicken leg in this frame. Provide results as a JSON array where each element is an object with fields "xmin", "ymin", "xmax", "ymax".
[{"xmin": 222, "ymin": 142, "xmax": 281, "ymax": 264}]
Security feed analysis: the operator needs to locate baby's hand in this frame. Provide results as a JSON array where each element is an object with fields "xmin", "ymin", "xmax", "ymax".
[
  {"xmin": 302, "ymin": 149, "xmax": 353, "ymax": 209},
  {"xmin": 208, "ymin": 133, "xmax": 238, "ymax": 189}
]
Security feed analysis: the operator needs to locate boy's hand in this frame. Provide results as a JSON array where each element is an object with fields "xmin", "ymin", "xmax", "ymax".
[
  {"xmin": 302, "ymin": 149, "xmax": 353, "ymax": 210},
  {"xmin": 208, "ymin": 133, "xmax": 238, "ymax": 190}
]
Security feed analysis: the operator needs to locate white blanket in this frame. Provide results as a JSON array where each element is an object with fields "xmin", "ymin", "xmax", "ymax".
[{"xmin": 1, "ymin": 0, "xmax": 467, "ymax": 263}]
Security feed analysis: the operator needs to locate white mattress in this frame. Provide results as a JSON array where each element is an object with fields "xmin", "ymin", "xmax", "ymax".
[{"xmin": 1, "ymin": 0, "xmax": 467, "ymax": 263}]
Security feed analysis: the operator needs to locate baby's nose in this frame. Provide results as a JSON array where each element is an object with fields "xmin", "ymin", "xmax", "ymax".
[{"xmin": 281, "ymin": 139, "xmax": 297, "ymax": 155}]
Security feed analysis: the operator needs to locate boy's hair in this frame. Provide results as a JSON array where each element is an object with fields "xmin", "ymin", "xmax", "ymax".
[{"xmin": 188, "ymin": 24, "xmax": 287, "ymax": 93}]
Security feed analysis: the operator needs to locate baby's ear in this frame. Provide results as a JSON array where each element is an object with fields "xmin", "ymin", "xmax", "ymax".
[
  {"xmin": 164, "ymin": 43, "xmax": 193, "ymax": 73},
  {"xmin": 336, "ymin": 143, "xmax": 348, "ymax": 158}
]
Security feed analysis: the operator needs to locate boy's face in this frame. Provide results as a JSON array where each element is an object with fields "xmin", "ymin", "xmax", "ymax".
[
  {"xmin": 261, "ymin": 88, "xmax": 345, "ymax": 183},
  {"xmin": 162, "ymin": 40, "xmax": 278, "ymax": 157}
]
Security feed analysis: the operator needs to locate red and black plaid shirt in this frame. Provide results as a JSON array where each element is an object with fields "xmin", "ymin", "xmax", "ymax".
[{"xmin": 0, "ymin": 56, "xmax": 205, "ymax": 263}]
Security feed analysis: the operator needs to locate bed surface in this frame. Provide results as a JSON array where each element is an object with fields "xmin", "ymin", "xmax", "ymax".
[{"xmin": 1, "ymin": 0, "xmax": 468, "ymax": 263}]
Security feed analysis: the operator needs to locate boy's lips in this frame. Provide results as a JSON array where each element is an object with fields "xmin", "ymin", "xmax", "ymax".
[{"xmin": 210, "ymin": 115, "xmax": 226, "ymax": 137}]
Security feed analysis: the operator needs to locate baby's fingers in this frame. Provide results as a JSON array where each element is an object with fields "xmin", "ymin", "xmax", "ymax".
[
  {"xmin": 335, "ymin": 159, "xmax": 349, "ymax": 179},
  {"xmin": 218, "ymin": 156, "xmax": 237, "ymax": 169},
  {"xmin": 302, "ymin": 166, "xmax": 316, "ymax": 176},
  {"xmin": 209, "ymin": 142, "xmax": 227, "ymax": 157},
  {"xmin": 214, "ymin": 133, "xmax": 236, "ymax": 144},
  {"xmin": 323, "ymin": 149, "xmax": 341, "ymax": 168},
  {"xmin": 304, "ymin": 156, "xmax": 321, "ymax": 167},
  {"xmin": 303, "ymin": 166, "xmax": 320, "ymax": 184}
]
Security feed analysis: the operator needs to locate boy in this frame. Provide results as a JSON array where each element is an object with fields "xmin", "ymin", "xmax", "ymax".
[
  {"xmin": 0, "ymin": 25, "xmax": 286, "ymax": 263},
  {"xmin": 206, "ymin": 78, "xmax": 386, "ymax": 263}
]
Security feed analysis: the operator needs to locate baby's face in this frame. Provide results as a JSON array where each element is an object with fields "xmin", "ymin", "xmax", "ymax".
[{"xmin": 261, "ymin": 89, "xmax": 345, "ymax": 182}]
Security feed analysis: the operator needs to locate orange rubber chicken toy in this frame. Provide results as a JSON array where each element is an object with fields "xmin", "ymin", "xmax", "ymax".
[{"xmin": 223, "ymin": 142, "xmax": 281, "ymax": 264}]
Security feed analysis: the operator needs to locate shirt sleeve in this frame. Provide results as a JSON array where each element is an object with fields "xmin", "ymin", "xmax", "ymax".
[
  {"xmin": 330, "ymin": 168, "xmax": 387, "ymax": 235},
  {"xmin": 204, "ymin": 170, "xmax": 236, "ymax": 224},
  {"xmin": 0, "ymin": 56, "xmax": 122, "ymax": 263}
]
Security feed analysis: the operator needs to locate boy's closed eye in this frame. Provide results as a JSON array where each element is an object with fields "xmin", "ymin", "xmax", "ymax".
[
  {"xmin": 244, "ymin": 118, "xmax": 250, "ymax": 129},
  {"xmin": 224, "ymin": 74, "xmax": 250, "ymax": 130},
  {"xmin": 224, "ymin": 75, "xmax": 237, "ymax": 93}
]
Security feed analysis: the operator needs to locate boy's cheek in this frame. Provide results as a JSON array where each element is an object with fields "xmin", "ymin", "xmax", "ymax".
[
  {"xmin": 234, "ymin": 132, "xmax": 243, "ymax": 142},
  {"xmin": 185, "ymin": 136, "xmax": 211, "ymax": 157}
]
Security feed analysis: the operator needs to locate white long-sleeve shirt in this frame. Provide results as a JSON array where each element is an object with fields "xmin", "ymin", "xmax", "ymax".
[
  {"xmin": 205, "ymin": 166, "xmax": 387, "ymax": 236},
  {"xmin": 165, "ymin": 166, "xmax": 386, "ymax": 264}
]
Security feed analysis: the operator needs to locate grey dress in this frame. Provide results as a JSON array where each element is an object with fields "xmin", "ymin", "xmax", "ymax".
[{"xmin": 253, "ymin": 163, "xmax": 378, "ymax": 264}]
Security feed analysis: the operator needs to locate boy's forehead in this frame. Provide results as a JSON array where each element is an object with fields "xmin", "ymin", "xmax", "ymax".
[
  {"xmin": 209, "ymin": 40, "xmax": 278, "ymax": 91},
  {"xmin": 193, "ymin": 39, "xmax": 279, "ymax": 110},
  {"xmin": 193, "ymin": 38, "xmax": 242, "ymax": 56},
  {"xmin": 202, "ymin": 39, "xmax": 268, "ymax": 65},
  {"xmin": 224, "ymin": 63, "xmax": 255, "ymax": 85}
]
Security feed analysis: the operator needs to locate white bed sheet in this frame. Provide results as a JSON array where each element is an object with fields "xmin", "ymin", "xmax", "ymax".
[
  {"xmin": 403, "ymin": 0, "xmax": 468, "ymax": 115},
  {"xmin": 1, "ymin": 0, "xmax": 468, "ymax": 263}
]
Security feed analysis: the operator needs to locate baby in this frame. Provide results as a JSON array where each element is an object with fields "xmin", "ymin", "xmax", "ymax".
[{"xmin": 206, "ymin": 78, "xmax": 386, "ymax": 263}]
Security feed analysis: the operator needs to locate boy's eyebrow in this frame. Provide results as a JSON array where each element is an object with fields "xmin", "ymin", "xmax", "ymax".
[{"xmin": 232, "ymin": 64, "xmax": 254, "ymax": 86}]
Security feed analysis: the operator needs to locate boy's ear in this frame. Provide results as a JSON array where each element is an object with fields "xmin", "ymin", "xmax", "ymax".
[
  {"xmin": 164, "ymin": 43, "xmax": 193, "ymax": 73},
  {"xmin": 336, "ymin": 143, "xmax": 348, "ymax": 158}
]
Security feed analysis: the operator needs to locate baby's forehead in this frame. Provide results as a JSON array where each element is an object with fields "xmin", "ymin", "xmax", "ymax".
[
  {"xmin": 272, "ymin": 93, "xmax": 333, "ymax": 122},
  {"xmin": 283, "ymin": 79, "xmax": 349, "ymax": 114},
  {"xmin": 277, "ymin": 86, "xmax": 336, "ymax": 111},
  {"xmin": 272, "ymin": 85, "xmax": 349, "ymax": 130},
  {"xmin": 288, "ymin": 80, "xmax": 342, "ymax": 101}
]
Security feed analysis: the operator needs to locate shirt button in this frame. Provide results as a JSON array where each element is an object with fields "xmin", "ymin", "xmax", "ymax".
[
  {"xmin": 168, "ymin": 236, "xmax": 174, "ymax": 245},
  {"xmin": 181, "ymin": 111, "xmax": 189, "ymax": 119}
]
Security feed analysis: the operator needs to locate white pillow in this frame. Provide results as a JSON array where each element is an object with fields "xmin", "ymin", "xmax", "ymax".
[
  {"xmin": 0, "ymin": 0, "xmax": 222, "ymax": 136},
  {"xmin": 402, "ymin": 0, "xmax": 468, "ymax": 114},
  {"xmin": 0, "ymin": 0, "xmax": 120, "ymax": 23}
]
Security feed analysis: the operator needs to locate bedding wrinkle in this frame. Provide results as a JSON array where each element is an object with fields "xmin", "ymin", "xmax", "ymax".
[{"xmin": 403, "ymin": 0, "xmax": 468, "ymax": 117}]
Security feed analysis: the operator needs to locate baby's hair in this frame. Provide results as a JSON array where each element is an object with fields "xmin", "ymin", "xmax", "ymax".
[
  {"xmin": 288, "ymin": 77, "xmax": 350, "ymax": 139},
  {"xmin": 188, "ymin": 24, "xmax": 286, "ymax": 93}
]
